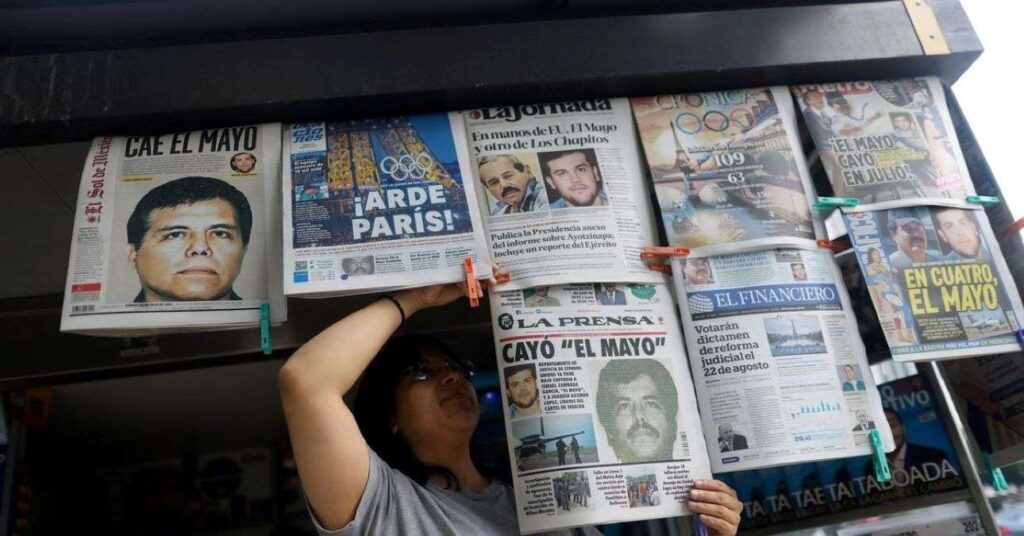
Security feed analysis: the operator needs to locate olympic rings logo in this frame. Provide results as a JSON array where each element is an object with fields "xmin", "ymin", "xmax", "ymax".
[
  {"xmin": 379, "ymin": 152, "xmax": 434, "ymax": 181},
  {"xmin": 674, "ymin": 109, "xmax": 756, "ymax": 134}
]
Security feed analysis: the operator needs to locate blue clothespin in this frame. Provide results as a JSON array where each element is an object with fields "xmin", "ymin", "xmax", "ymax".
[
  {"xmin": 812, "ymin": 196, "xmax": 859, "ymax": 210},
  {"xmin": 983, "ymin": 452, "xmax": 1009, "ymax": 492},
  {"xmin": 694, "ymin": 515, "xmax": 708, "ymax": 536},
  {"xmin": 1015, "ymin": 329, "xmax": 1024, "ymax": 347},
  {"xmin": 260, "ymin": 303, "xmax": 272, "ymax": 355},
  {"xmin": 869, "ymin": 429, "xmax": 891, "ymax": 482},
  {"xmin": 966, "ymin": 195, "xmax": 1000, "ymax": 206}
]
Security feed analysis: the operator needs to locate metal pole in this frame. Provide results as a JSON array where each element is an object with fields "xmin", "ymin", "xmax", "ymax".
[{"xmin": 925, "ymin": 362, "xmax": 1001, "ymax": 536}]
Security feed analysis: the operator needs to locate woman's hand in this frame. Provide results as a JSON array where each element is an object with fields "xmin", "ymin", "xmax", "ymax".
[
  {"xmin": 393, "ymin": 264, "xmax": 500, "ymax": 316},
  {"xmin": 687, "ymin": 479, "xmax": 742, "ymax": 536}
]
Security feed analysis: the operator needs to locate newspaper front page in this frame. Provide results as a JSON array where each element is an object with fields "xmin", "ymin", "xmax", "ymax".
[
  {"xmin": 282, "ymin": 115, "xmax": 492, "ymax": 297},
  {"xmin": 489, "ymin": 281, "xmax": 710, "ymax": 533},
  {"xmin": 631, "ymin": 87, "xmax": 820, "ymax": 256},
  {"xmin": 60, "ymin": 124, "xmax": 287, "ymax": 335},
  {"xmin": 672, "ymin": 249, "xmax": 894, "ymax": 472},
  {"xmin": 463, "ymin": 98, "xmax": 663, "ymax": 291},
  {"xmin": 843, "ymin": 206, "xmax": 1024, "ymax": 360},
  {"xmin": 792, "ymin": 78, "xmax": 975, "ymax": 211}
]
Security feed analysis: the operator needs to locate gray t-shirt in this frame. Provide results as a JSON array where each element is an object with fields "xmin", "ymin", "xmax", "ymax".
[{"xmin": 309, "ymin": 449, "xmax": 602, "ymax": 536}]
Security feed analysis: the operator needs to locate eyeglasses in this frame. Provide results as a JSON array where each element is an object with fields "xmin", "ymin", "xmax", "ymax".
[{"xmin": 402, "ymin": 359, "xmax": 476, "ymax": 381}]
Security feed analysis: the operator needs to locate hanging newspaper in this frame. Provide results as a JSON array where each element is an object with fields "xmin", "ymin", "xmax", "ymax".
[
  {"xmin": 283, "ymin": 115, "xmax": 492, "ymax": 297},
  {"xmin": 463, "ymin": 98, "xmax": 663, "ymax": 290},
  {"xmin": 489, "ymin": 281, "xmax": 710, "ymax": 533},
  {"xmin": 672, "ymin": 249, "xmax": 894, "ymax": 472},
  {"xmin": 720, "ymin": 373, "xmax": 966, "ymax": 531},
  {"xmin": 792, "ymin": 78, "xmax": 974, "ymax": 211},
  {"xmin": 631, "ymin": 87, "xmax": 820, "ymax": 256},
  {"xmin": 60, "ymin": 124, "xmax": 287, "ymax": 335},
  {"xmin": 843, "ymin": 206, "xmax": 1024, "ymax": 360}
]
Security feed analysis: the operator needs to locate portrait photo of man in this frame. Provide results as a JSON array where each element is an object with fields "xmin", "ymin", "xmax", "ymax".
[
  {"xmin": 595, "ymin": 283, "xmax": 626, "ymax": 306},
  {"xmin": 524, "ymin": 286, "xmax": 560, "ymax": 307},
  {"xmin": 126, "ymin": 176, "xmax": 252, "ymax": 303},
  {"xmin": 505, "ymin": 364, "xmax": 541, "ymax": 418},
  {"xmin": 886, "ymin": 208, "xmax": 943, "ymax": 274},
  {"xmin": 229, "ymin": 152, "xmax": 257, "ymax": 173},
  {"xmin": 595, "ymin": 359, "xmax": 678, "ymax": 463},
  {"xmin": 680, "ymin": 258, "xmax": 714, "ymax": 285},
  {"xmin": 933, "ymin": 207, "xmax": 988, "ymax": 262},
  {"xmin": 717, "ymin": 423, "xmax": 748, "ymax": 452},
  {"xmin": 790, "ymin": 262, "xmax": 807, "ymax": 281},
  {"xmin": 478, "ymin": 154, "xmax": 549, "ymax": 215},
  {"xmin": 851, "ymin": 409, "xmax": 876, "ymax": 432},
  {"xmin": 840, "ymin": 364, "xmax": 866, "ymax": 392},
  {"xmin": 539, "ymin": 149, "xmax": 608, "ymax": 209},
  {"xmin": 342, "ymin": 255, "xmax": 375, "ymax": 276}
]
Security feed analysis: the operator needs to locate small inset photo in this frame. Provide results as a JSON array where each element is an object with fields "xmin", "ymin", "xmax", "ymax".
[
  {"xmin": 763, "ymin": 316, "xmax": 827, "ymax": 356},
  {"xmin": 679, "ymin": 258, "xmax": 714, "ymax": 286},
  {"xmin": 522, "ymin": 285, "xmax": 560, "ymax": 307},
  {"xmin": 503, "ymin": 363, "xmax": 542, "ymax": 419},
  {"xmin": 593, "ymin": 283, "xmax": 626, "ymax": 306},
  {"xmin": 624, "ymin": 466, "xmax": 661, "ymax": 508},
  {"xmin": 837, "ymin": 364, "xmax": 866, "ymax": 392},
  {"xmin": 851, "ymin": 409, "xmax": 876, "ymax": 432},
  {"xmin": 229, "ymin": 151, "xmax": 257, "ymax": 174},
  {"xmin": 716, "ymin": 423, "xmax": 749, "ymax": 453},
  {"xmin": 341, "ymin": 255, "xmax": 374, "ymax": 276},
  {"xmin": 511, "ymin": 415, "xmax": 598, "ymax": 473},
  {"xmin": 552, "ymin": 471, "xmax": 594, "ymax": 515},
  {"xmin": 539, "ymin": 148, "xmax": 608, "ymax": 209}
]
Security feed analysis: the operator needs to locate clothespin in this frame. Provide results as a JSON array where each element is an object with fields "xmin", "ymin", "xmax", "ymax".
[
  {"xmin": 817, "ymin": 239, "xmax": 839, "ymax": 252},
  {"xmin": 1016, "ymin": 329, "xmax": 1024, "ymax": 347},
  {"xmin": 812, "ymin": 196, "xmax": 859, "ymax": 210},
  {"xmin": 260, "ymin": 303, "xmax": 272, "ymax": 355},
  {"xmin": 463, "ymin": 258, "xmax": 481, "ymax": 308},
  {"xmin": 694, "ymin": 515, "xmax": 709, "ymax": 536},
  {"xmin": 983, "ymin": 452, "xmax": 1010, "ymax": 492},
  {"xmin": 494, "ymin": 272, "xmax": 512, "ymax": 284},
  {"xmin": 869, "ymin": 429, "xmax": 891, "ymax": 482},
  {"xmin": 647, "ymin": 263, "xmax": 672, "ymax": 274},
  {"xmin": 640, "ymin": 246, "xmax": 690, "ymax": 261},
  {"xmin": 966, "ymin": 195, "xmax": 1000, "ymax": 206}
]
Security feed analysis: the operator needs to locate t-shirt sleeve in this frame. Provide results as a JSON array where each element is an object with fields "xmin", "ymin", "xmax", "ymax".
[{"xmin": 306, "ymin": 448, "xmax": 395, "ymax": 536}]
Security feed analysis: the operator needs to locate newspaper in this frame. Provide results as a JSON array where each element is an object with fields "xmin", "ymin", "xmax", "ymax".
[
  {"xmin": 489, "ymin": 281, "xmax": 710, "ymax": 533},
  {"xmin": 463, "ymin": 99, "xmax": 664, "ymax": 291},
  {"xmin": 631, "ymin": 87, "xmax": 820, "ymax": 256},
  {"xmin": 672, "ymin": 249, "xmax": 894, "ymax": 472},
  {"xmin": 792, "ymin": 78, "xmax": 974, "ymax": 211},
  {"xmin": 721, "ymin": 373, "xmax": 966, "ymax": 531},
  {"xmin": 60, "ymin": 124, "xmax": 287, "ymax": 335},
  {"xmin": 843, "ymin": 206, "xmax": 1024, "ymax": 361},
  {"xmin": 282, "ymin": 116, "xmax": 492, "ymax": 297}
]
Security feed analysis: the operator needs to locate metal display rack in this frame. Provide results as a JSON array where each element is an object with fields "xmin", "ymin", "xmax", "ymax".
[{"xmin": 0, "ymin": 1, "xmax": 1017, "ymax": 534}]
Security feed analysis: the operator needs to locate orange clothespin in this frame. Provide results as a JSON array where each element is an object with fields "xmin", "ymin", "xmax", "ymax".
[
  {"xmin": 647, "ymin": 263, "xmax": 672, "ymax": 274},
  {"xmin": 463, "ymin": 258, "xmax": 481, "ymax": 308},
  {"xmin": 494, "ymin": 272, "xmax": 512, "ymax": 284},
  {"xmin": 640, "ymin": 246, "xmax": 690, "ymax": 261},
  {"xmin": 817, "ymin": 239, "xmax": 842, "ymax": 252},
  {"xmin": 998, "ymin": 216, "xmax": 1024, "ymax": 241}
]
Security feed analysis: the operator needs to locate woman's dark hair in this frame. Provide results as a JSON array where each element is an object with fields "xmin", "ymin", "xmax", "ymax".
[{"xmin": 353, "ymin": 333, "xmax": 467, "ymax": 490}]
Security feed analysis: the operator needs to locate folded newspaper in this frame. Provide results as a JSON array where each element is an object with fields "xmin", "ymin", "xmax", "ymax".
[
  {"xmin": 672, "ymin": 248, "xmax": 895, "ymax": 472},
  {"xmin": 792, "ymin": 77, "xmax": 975, "ymax": 212},
  {"xmin": 282, "ymin": 116, "xmax": 493, "ymax": 296},
  {"xmin": 631, "ymin": 87, "xmax": 820, "ymax": 256},
  {"xmin": 489, "ymin": 281, "xmax": 710, "ymax": 533},
  {"xmin": 843, "ymin": 206, "xmax": 1024, "ymax": 361},
  {"xmin": 463, "ymin": 98, "xmax": 664, "ymax": 290},
  {"xmin": 61, "ymin": 124, "xmax": 287, "ymax": 335}
]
